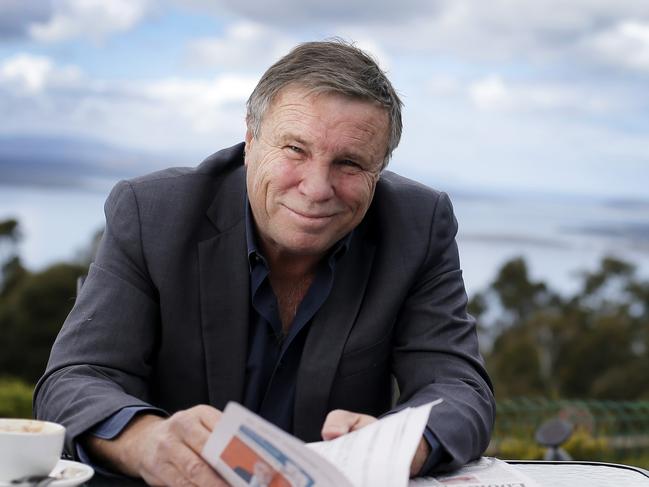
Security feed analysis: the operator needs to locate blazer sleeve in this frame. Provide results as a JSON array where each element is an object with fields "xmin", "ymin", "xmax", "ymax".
[
  {"xmin": 33, "ymin": 180, "xmax": 163, "ymax": 457},
  {"xmin": 390, "ymin": 192, "xmax": 495, "ymax": 471}
]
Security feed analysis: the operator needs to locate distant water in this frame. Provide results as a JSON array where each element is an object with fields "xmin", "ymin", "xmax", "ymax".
[
  {"xmin": 0, "ymin": 185, "xmax": 108, "ymax": 269},
  {"xmin": 451, "ymin": 192, "xmax": 649, "ymax": 295},
  {"xmin": 1, "ymin": 185, "xmax": 648, "ymax": 297}
]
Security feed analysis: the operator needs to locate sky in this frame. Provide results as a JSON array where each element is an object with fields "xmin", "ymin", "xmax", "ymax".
[
  {"xmin": 1, "ymin": 0, "xmax": 649, "ymax": 197},
  {"xmin": 1, "ymin": 0, "xmax": 649, "ymax": 280}
]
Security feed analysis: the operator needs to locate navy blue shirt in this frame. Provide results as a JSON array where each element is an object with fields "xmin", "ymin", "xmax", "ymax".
[{"xmin": 242, "ymin": 202, "xmax": 351, "ymax": 431}]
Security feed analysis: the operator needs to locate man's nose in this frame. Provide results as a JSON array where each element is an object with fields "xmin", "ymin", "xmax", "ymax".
[{"xmin": 299, "ymin": 161, "xmax": 335, "ymax": 202}]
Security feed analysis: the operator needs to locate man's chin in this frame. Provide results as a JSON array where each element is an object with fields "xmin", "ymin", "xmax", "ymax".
[{"xmin": 276, "ymin": 236, "xmax": 338, "ymax": 258}]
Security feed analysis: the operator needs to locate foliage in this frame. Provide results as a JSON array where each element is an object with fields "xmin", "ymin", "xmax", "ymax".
[
  {"xmin": 0, "ymin": 217, "xmax": 25, "ymax": 297},
  {"xmin": 480, "ymin": 256, "xmax": 649, "ymax": 465},
  {"xmin": 492, "ymin": 437, "xmax": 544, "ymax": 460},
  {"xmin": 492, "ymin": 434, "xmax": 649, "ymax": 468},
  {"xmin": 0, "ymin": 219, "xmax": 88, "ymax": 384},
  {"xmin": 492, "ymin": 398, "xmax": 649, "ymax": 467},
  {"xmin": 474, "ymin": 255, "xmax": 649, "ymax": 401},
  {"xmin": 563, "ymin": 427, "xmax": 612, "ymax": 461},
  {"xmin": 0, "ymin": 263, "xmax": 86, "ymax": 383},
  {"xmin": 618, "ymin": 453, "xmax": 649, "ymax": 470},
  {"xmin": 488, "ymin": 327, "xmax": 545, "ymax": 398},
  {"xmin": 0, "ymin": 377, "xmax": 33, "ymax": 418},
  {"xmin": 0, "ymin": 218, "xmax": 20, "ymax": 242}
]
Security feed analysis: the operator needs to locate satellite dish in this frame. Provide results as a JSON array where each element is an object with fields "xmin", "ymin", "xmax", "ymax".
[{"xmin": 535, "ymin": 418, "xmax": 574, "ymax": 461}]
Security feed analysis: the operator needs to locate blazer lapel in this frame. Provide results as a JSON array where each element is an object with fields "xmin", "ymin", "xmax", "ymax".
[
  {"xmin": 293, "ymin": 227, "xmax": 376, "ymax": 441},
  {"xmin": 198, "ymin": 166, "xmax": 250, "ymax": 409}
]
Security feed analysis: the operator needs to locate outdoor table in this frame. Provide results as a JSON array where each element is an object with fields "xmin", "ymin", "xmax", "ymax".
[
  {"xmin": 510, "ymin": 460, "xmax": 649, "ymax": 486},
  {"xmin": 84, "ymin": 460, "xmax": 649, "ymax": 486}
]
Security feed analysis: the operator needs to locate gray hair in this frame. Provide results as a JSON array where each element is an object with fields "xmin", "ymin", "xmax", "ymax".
[{"xmin": 246, "ymin": 39, "xmax": 403, "ymax": 169}]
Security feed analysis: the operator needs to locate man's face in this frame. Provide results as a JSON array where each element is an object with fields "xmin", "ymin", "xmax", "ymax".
[{"xmin": 245, "ymin": 84, "xmax": 389, "ymax": 260}]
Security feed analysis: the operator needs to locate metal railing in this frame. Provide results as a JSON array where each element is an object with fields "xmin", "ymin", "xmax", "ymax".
[{"xmin": 490, "ymin": 398, "xmax": 649, "ymax": 466}]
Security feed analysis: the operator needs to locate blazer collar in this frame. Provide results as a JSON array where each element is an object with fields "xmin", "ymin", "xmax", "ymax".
[
  {"xmin": 293, "ymin": 217, "xmax": 377, "ymax": 440},
  {"xmin": 199, "ymin": 162, "xmax": 250, "ymax": 409}
]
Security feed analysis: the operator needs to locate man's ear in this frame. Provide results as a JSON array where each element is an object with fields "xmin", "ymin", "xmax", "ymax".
[{"xmin": 244, "ymin": 128, "xmax": 253, "ymax": 166}]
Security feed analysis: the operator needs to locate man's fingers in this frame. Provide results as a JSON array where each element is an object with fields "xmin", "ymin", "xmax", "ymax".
[
  {"xmin": 134, "ymin": 405, "xmax": 227, "ymax": 487},
  {"xmin": 321, "ymin": 409, "xmax": 377, "ymax": 440},
  {"xmin": 321, "ymin": 409, "xmax": 355, "ymax": 440},
  {"xmin": 170, "ymin": 444, "xmax": 228, "ymax": 487},
  {"xmin": 193, "ymin": 404, "xmax": 223, "ymax": 430},
  {"xmin": 143, "ymin": 458, "xmax": 228, "ymax": 487},
  {"xmin": 410, "ymin": 437, "xmax": 431, "ymax": 477},
  {"xmin": 141, "ymin": 440, "xmax": 227, "ymax": 487},
  {"xmin": 169, "ymin": 405, "xmax": 222, "ymax": 454},
  {"xmin": 140, "ymin": 461, "xmax": 186, "ymax": 487}
]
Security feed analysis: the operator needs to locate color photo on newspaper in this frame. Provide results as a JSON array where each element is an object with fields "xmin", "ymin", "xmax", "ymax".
[{"xmin": 219, "ymin": 424, "xmax": 314, "ymax": 487}]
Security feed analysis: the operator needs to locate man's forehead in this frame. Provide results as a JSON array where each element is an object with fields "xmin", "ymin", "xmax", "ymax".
[
  {"xmin": 264, "ymin": 86, "xmax": 388, "ymax": 134},
  {"xmin": 267, "ymin": 84, "xmax": 386, "ymax": 118}
]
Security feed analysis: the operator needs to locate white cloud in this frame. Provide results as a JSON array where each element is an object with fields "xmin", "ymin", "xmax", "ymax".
[
  {"xmin": 186, "ymin": 21, "xmax": 295, "ymax": 71},
  {"xmin": 178, "ymin": 0, "xmax": 439, "ymax": 25},
  {"xmin": 328, "ymin": 0, "xmax": 649, "ymax": 69},
  {"xmin": 426, "ymin": 75, "xmax": 461, "ymax": 96},
  {"xmin": 0, "ymin": 1, "xmax": 53, "ymax": 39},
  {"xmin": 468, "ymin": 76, "xmax": 510, "ymax": 111},
  {"xmin": 467, "ymin": 75, "xmax": 612, "ymax": 114},
  {"xmin": 28, "ymin": 0, "xmax": 152, "ymax": 42},
  {"xmin": 587, "ymin": 20, "xmax": 649, "ymax": 72},
  {"xmin": 146, "ymin": 75, "xmax": 258, "ymax": 133},
  {"xmin": 0, "ymin": 53, "xmax": 256, "ymax": 154},
  {"xmin": 0, "ymin": 54, "xmax": 53, "ymax": 93},
  {"xmin": 395, "ymin": 93, "xmax": 649, "ymax": 199},
  {"xmin": 0, "ymin": 53, "xmax": 82, "ymax": 94},
  {"xmin": 185, "ymin": 22, "xmax": 392, "ymax": 78}
]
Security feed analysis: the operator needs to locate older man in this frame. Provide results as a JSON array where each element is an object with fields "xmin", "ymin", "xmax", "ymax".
[{"xmin": 35, "ymin": 40, "xmax": 495, "ymax": 485}]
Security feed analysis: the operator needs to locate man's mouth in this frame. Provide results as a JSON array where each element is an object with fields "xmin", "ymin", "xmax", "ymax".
[{"xmin": 283, "ymin": 205, "xmax": 337, "ymax": 220}]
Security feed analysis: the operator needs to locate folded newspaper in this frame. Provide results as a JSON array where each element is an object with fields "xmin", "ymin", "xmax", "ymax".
[
  {"xmin": 412, "ymin": 457, "xmax": 541, "ymax": 487},
  {"xmin": 201, "ymin": 400, "xmax": 539, "ymax": 487}
]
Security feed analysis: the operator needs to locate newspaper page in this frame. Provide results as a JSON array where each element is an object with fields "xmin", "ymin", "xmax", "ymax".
[
  {"xmin": 409, "ymin": 457, "xmax": 542, "ymax": 487},
  {"xmin": 202, "ymin": 400, "xmax": 441, "ymax": 487},
  {"xmin": 307, "ymin": 400, "xmax": 442, "ymax": 487},
  {"xmin": 202, "ymin": 402, "xmax": 352, "ymax": 487}
]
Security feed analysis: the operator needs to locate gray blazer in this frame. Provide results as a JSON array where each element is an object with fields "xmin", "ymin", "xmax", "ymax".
[{"xmin": 34, "ymin": 143, "xmax": 495, "ymax": 471}]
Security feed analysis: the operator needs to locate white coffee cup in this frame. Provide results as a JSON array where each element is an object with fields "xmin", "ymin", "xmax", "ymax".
[{"xmin": 0, "ymin": 418, "xmax": 65, "ymax": 482}]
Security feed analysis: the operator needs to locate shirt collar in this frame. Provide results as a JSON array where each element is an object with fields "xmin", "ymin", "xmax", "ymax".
[{"xmin": 245, "ymin": 199, "xmax": 353, "ymax": 273}]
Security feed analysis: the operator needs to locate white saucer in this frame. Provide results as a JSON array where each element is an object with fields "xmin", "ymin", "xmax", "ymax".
[{"xmin": 0, "ymin": 459, "xmax": 94, "ymax": 487}]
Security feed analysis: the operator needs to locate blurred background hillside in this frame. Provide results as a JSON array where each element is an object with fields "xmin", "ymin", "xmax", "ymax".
[{"xmin": 1, "ymin": 0, "xmax": 648, "ymax": 468}]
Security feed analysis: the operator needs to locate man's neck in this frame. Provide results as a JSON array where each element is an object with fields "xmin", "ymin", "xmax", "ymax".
[
  {"xmin": 265, "ymin": 250, "xmax": 322, "ymax": 283},
  {"xmin": 256, "ymin": 231, "xmax": 324, "ymax": 280},
  {"xmin": 266, "ymin": 251, "xmax": 321, "ymax": 334}
]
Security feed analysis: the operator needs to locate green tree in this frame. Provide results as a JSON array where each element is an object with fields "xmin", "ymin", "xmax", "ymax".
[
  {"xmin": 0, "ymin": 262, "xmax": 86, "ymax": 383},
  {"xmin": 0, "ymin": 218, "xmax": 27, "ymax": 296},
  {"xmin": 491, "ymin": 257, "xmax": 554, "ymax": 326},
  {"xmin": 0, "ymin": 218, "xmax": 101, "ymax": 384},
  {"xmin": 481, "ymin": 255, "xmax": 649, "ymax": 400},
  {"xmin": 0, "ymin": 218, "xmax": 20, "ymax": 243},
  {"xmin": 487, "ymin": 325, "xmax": 545, "ymax": 397}
]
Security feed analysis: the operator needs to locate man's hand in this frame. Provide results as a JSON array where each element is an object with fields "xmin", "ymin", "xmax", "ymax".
[
  {"xmin": 321, "ymin": 409, "xmax": 431, "ymax": 477},
  {"xmin": 410, "ymin": 437, "xmax": 431, "ymax": 477},
  {"xmin": 83, "ymin": 405, "xmax": 228, "ymax": 486},
  {"xmin": 320, "ymin": 409, "xmax": 377, "ymax": 440}
]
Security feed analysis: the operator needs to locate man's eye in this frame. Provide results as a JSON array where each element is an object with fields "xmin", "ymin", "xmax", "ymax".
[
  {"xmin": 340, "ymin": 159, "xmax": 362, "ymax": 170},
  {"xmin": 287, "ymin": 145, "xmax": 303, "ymax": 153}
]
